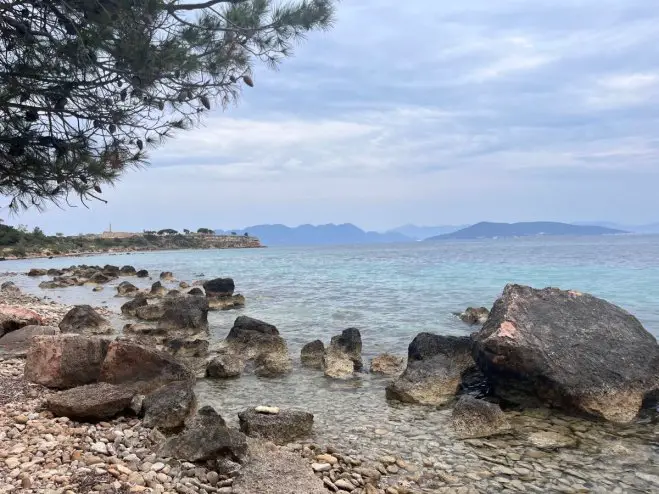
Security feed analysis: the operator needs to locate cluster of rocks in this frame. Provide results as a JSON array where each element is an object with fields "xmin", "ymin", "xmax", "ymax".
[
  {"xmin": 387, "ymin": 284, "xmax": 659, "ymax": 427},
  {"xmin": 28, "ymin": 264, "xmax": 149, "ymax": 290}
]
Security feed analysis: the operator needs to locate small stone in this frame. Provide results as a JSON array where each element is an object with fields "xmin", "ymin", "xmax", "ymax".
[
  {"xmin": 14, "ymin": 415, "xmax": 29, "ymax": 424},
  {"xmin": 380, "ymin": 455, "xmax": 396, "ymax": 465},
  {"xmin": 206, "ymin": 471, "xmax": 219, "ymax": 486},
  {"xmin": 151, "ymin": 462, "xmax": 165, "ymax": 472},
  {"xmin": 5, "ymin": 458, "xmax": 20, "ymax": 469},
  {"xmin": 312, "ymin": 462, "xmax": 332, "ymax": 472},
  {"xmin": 91, "ymin": 442, "xmax": 108, "ymax": 455},
  {"xmin": 387, "ymin": 464, "xmax": 399, "ymax": 474},
  {"xmin": 492, "ymin": 465, "xmax": 516, "ymax": 476},
  {"xmin": 316, "ymin": 454, "xmax": 338, "ymax": 465},
  {"xmin": 21, "ymin": 476, "xmax": 32, "ymax": 488},
  {"xmin": 335, "ymin": 478, "xmax": 355, "ymax": 491}
]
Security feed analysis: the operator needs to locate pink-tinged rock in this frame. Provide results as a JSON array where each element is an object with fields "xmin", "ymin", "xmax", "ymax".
[
  {"xmin": 25, "ymin": 334, "xmax": 111, "ymax": 389},
  {"xmin": 99, "ymin": 340, "xmax": 194, "ymax": 393},
  {"xmin": 0, "ymin": 306, "xmax": 44, "ymax": 337}
]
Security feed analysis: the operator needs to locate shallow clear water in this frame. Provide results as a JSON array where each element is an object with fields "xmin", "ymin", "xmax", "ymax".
[{"xmin": 3, "ymin": 235, "xmax": 659, "ymax": 491}]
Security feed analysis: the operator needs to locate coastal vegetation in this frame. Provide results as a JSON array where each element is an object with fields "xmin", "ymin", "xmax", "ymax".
[{"xmin": 0, "ymin": 0, "xmax": 335, "ymax": 210}]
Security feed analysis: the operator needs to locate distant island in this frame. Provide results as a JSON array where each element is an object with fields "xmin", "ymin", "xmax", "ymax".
[
  {"xmin": 426, "ymin": 222, "xmax": 627, "ymax": 241},
  {"xmin": 387, "ymin": 224, "xmax": 466, "ymax": 240},
  {"xmin": 215, "ymin": 223, "xmax": 409, "ymax": 246}
]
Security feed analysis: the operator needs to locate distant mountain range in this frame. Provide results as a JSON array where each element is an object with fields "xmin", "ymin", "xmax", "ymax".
[
  {"xmin": 387, "ymin": 224, "xmax": 466, "ymax": 240},
  {"xmin": 427, "ymin": 222, "xmax": 627, "ymax": 241},
  {"xmin": 572, "ymin": 221, "xmax": 659, "ymax": 234},
  {"xmin": 215, "ymin": 224, "xmax": 409, "ymax": 246}
]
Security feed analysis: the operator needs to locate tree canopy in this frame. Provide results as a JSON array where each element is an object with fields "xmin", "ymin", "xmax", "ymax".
[{"xmin": 0, "ymin": 0, "xmax": 335, "ymax": 210}]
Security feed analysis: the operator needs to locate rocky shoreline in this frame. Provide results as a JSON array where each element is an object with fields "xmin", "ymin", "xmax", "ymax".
[{"xmin": 1, "ymin": 266, "xmax": 659, "ymax": 493}]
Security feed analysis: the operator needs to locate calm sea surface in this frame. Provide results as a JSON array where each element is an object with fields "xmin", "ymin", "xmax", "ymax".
[{"xmin": 3, "ymin": 235, "xmax": 659, "ymax": 492}]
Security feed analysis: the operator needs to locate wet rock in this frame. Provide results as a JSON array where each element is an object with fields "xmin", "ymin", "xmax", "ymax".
[
  {"xmin": 163, "ymin": 337, "xmax": 209, "ymax": 376},
  {"xmin": 203, "ymin": 278, "xmax": 235, "ymax": 298},
  {"xmin": 100, "ymin": 340, "xmax": 195, "ymax": 392},
  {"xmin": 117, "ymin": 281, "xmax": 139, "ymax": 296},
  {"xmin": 121, "ymin": 295, "xmax": 148, "ymax": 317},
  {"xmin": 158, "ymin": 406, "xmax": 246, "ymax": 462},
  {"xmin": 386, "ymin": 333, "xmax": 475, "ymax": 405},
  {"xmin": 103, "ymin": 264, "xmax": 121, "ymax": 277},
  {"xmin": 228, "ymin": 315, "xmax": 278, "ymax": 340},
  {"xmin": 0, "ymin": 306, "xmax": 44, "ymax": 337},
  {"xmin": 323, "ymin": 328, "xmax": 363, "ymax": 378},
  {"xmin": 89, "ymin": 271, "xmax": 112, "ymax": 284},
  {"xmin": 120, "ymin": 265, "xmax": 137, "ymax": 275},
  {"xmin": 457, "ymin": 307, "xmax": 490, "ymax": 325},
  {"xmin": 451, "ymin": 396, "xmax": 511, "ymax": 438},
  {"xmin": 206, "ymin": 352, "xmax": 245, "ymax": 378},
  {"xmin": 150, "ymin": 281, "xmax": 168, "ymax": 297},
  {"xmin": 136, "ymin": 269, "xmax": 149, "ymax": 278},
  {"xmin": 47, "ymin": 268, "xmax": 64, "ymax": 276},
  {"xmin": 528, "ymin": 431, "xmax": 578, "ymax": 450},
  {"xmin": 25, "ymin": 334, "xmax": 111, "ymax": 389},
  {"xmin": 160, "ymin": 271, "xmax": 174, "ymax": 281},
  {"xmin": 300, "ymin": 340, "xmax": 325, "ymax": 369},
  {"xmin": 59, "ymin": 305, "xmax": 112, "ymax": 335},
  {"xmin": 27, "ymin": 268, "xmax": 47, "ymax": 276},
  {"xmin": 142, "ymin": 380, "xmax": 196, "ymax": 431},
  {"xmin": 0, "ymin": 325, "xmax": 59, "ymax": 357},
  {"xmin": 208, "ymin": 294, "xmax": 246, "ymax": 311},
  {"xmin": 472, "ymin": 284, "xmax": 659, "ymax": 422},
  {"xmin": 157, "ymin": 296, "xmax": 209, "ymax": 334},
  {"xmin": 238, "ymin": 407, "xmax": 313, "ymax": 444},
  {"xmin": 370, "ymin": 353, "xmax": 405, "ymax": 375},
  {"xmin": 254, "ymin": 351, "xmax": 292, "ymax": 377},
  {"xmin": 232, "ymin": 441, "xmax": 326, "ymax": 494},
  {"xmin": 135, "ymin": 302, "xmax": 166, "ymax": 321},
  {"xmin": 188, "ymin": 287, "xmax": 204, "ymax": 296},
  {"xmin": 46, "ymin": 382, "xmax": 136, "ymax": 420}
]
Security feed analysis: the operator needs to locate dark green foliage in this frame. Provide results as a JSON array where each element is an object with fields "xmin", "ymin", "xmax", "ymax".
[
  {"xmin": 197, "ymin": 227, "xmax": 214, "ymax": 234},
  {"xmin": 0, "ymin": 0, "xmax": 335, "ymax": 210}
]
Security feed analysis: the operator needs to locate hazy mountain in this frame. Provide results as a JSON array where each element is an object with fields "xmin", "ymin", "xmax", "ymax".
[
  {"xmin": 573, "ymin": 221, "xmax": 659, "ymax": 234},
  {"xmin": 388, "ymin": 224, "xmax": 467, "ymax": 240},
  {"xmin": 215, "ymin": 223, "xmax": 411, "ymax": 246},
  {"xmin": 426, "ymin": 222, "xmax": 627, "ymax": 241}
]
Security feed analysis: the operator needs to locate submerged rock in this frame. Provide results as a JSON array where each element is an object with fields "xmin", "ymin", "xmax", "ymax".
[
  {"xmin": 46, "ymin": 382, "xmax": 136, "ymax": 420},
  {"xmin": 451, "ymin": 396, "xmax": 510, "ymax": 438},
  {"xmin": 457, "ymin": 306, "xmax": 490, "ymax": 325},
  {"xmin": 386, "ymin": 333, "xmax": 475, "ymax": 405},
  {"xmin": 472, "ymin": 284, "xmax": 659, "ymax": 423},
  {"xmin": 300, "ymin": 340, "xmax": 325, "ymax": 369},
  {"xmin": 207, "ymin": 294, "xmax": 245, "ymax": 311},
  {"xmin": 59, "ymin": 305, "xmax": 112, "ymax": 335},
  {"xmin": 25, "ymin": 334, "xmax": 111, "ymax": 389},
  {"xmin": 27, "ymin": 268, "xmax": 47, "ymax": 276},
  {"xmin": 160, "ymin": 271, "xmax": 174, "ymax": 281},
  {"xmin": 370, "ymin": 353, "xmax": 405, "ymax": 375},
  {"xmin": 238, "ymin": 407, "xmax": 314, "ymax": 444}
]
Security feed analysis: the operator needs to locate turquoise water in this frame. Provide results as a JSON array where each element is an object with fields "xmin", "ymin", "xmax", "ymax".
[{"xmin": 5, "ymin": 235, "xmax": 659, "ymax": 353}]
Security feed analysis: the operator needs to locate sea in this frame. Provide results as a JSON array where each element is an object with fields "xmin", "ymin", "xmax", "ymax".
[{"xmin": 3, "ymin": 234, "xmax": 659, "ymax": 491}]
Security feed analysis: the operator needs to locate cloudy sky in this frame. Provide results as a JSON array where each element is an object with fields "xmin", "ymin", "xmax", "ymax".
[{"xmin": 6, "ymin": 0, "xmax": 659, "ymax": 234}]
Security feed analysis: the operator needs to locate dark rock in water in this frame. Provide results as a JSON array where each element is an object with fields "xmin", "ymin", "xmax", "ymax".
[
  {"xmin": 472, "ymin": 284, "xmax": 659, "ymax": 423},
  {"xmin": 25, "ymin": 335, "xmax": 111, "ymax": 389},
  {"xmin": 136, "ymin": 269, "xmax": 149, "ymax": 278},
  {"xmin": 46, "ymin": 382, "xmax": 136, "ymax": 420},
  {"xmin": 386, "ymin": 333, "xmax": 475, "ymax": 405},
  {"xmin": 451, "ymin": 396, "xmax": 510, "ymax": 438},
  {"xmin": 157, "ymin": 296, "xmax": 209, "ymax": 334},
  {"xmin": 457, "ymin": 307, "xmax": 490, "ymax": 325},
  {"xmin": 206, "ymin": 353, "xmax": 245, "ymax": 378},
  {"xmin": 135, "ymin": 303, "xmax": 166, "ymax": 321},
  {"xmin": 59, "ymin": 305, "xmax": 112, "ymax": 335},
  {"xmin": 158, "ymin": 406, "xmax": 247, "ymax": 462},
  {"xmin": 0, "ymin": 325, "xmax": 59, "ymax": 357},
  {"xmin": 203, "ymin": 278, "xmax": 235, "ymax": 298},
  {"xmin": 160, "ymin": 271, "xmax": 174, "ymax": 281},
  {"xmin": 254, "ymin": 352, "xmax": 292, "ymax": 377},
  {"xmin": 208, "ymin": 294, "xmax": 245, "ymax": 311},
  {"xmin": 121, "ymin": 295, "xmax": 148, "ymax": 317},
  {"xmin": 142, "ymin": 380, "xmax": 196, "ymax": 431},
  {"xmin": 89, "ymin": 271, "xmax": 112, "ymax": 284},
  {"xmin": 47, "ymin": 268, "xmax": 63, "ymax": 276},
  {"xmin": 228, "ymin": 315, "xmax": 278, "ymax": 339},
  {"xmin": 27, "ymin": 268, "xmax": 47, "ymax": 276},
  {"xmin": 117, "ymin": 281, "xmax": 139, "ymax": 296},
  {"xmin": 99, "ymin": 340, "xmax": 195, "ymax": 393},
  {"xmin": 188, "ymin": 287, "xmax": 204, "ymax": 296},
  {"xmin": 370, "ymin": 353, "xmax": 405, "ymax": 375},
  {"xmin": 120, "ymin": 265, "xmax": 137, "ymax": 275},
  {"xmin": 323, "ymin": 328, "xmax": 363, "ymax": 379},
  {"xmin": 150, "ymin": 281, "xmax": 167, "ymax": 297},
  {"xmin": 1, "ymin": 281, "xmax": 20, "ymax": 293},
  {"xmin": 238, "ymin": 407, "xmax": 314, "ymax": 444},
  {"xmin": 300, "ymin": 340, "xmax": 325, "ymax": 369}
]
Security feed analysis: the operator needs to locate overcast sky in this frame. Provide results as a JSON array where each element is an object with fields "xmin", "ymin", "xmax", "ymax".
[{"xmin": 4, "ymin": 0, "xmax": 659, "ymax": 234}]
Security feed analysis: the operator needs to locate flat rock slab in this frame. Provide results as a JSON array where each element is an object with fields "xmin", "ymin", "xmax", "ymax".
[
  {"xmin": 238, "ymin": 408, "xmax": 313, "ymax": 445},
  {"xmin": 46, "ymin": 382, "xmax": 136, "ymax": 420}
]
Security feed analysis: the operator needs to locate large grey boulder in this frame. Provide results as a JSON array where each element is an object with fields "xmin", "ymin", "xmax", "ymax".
[
  {"xmin": 322, "ymin": 328, "xmax": 363, "ymax": 379},
  {"xmin": 300, "ymin": 340, "xmax": 325, "ymax": 369},
  {"xmin": 386, "ymin": 333, "xmax": 475, "ymax": 405},
  {"xmin": 451, "ymin": 396, "xmax": 510, "ymax": 439},
  {"xmin": 158, "ymin": 406, "xmax": 247, "ymax": 462},
  {"xmin": 238, "ymin": 407, "xmax": 313, "ymax": 445},
  {"xmin": 202, "ymin": 277, "xmax": 235, "ymax": 297},
  {"xmin": 121, "ymin": 295, "xmax": 148, "ymax": 317},
  {"xmin": 142, "ymin": 381, "xmax": 196, "ymax": 431},
  {"xmin": 157, "ymin": 296, "xmax": 209, "ymax": 334},
  {"xmin": 206, "ymin": 352, "xmax": 245, "ymax": 378},
  {"xmin": 224, "ymin": 316, "xmax": 291, "ymax": 374},
  {"xmin": 472, "ymin": 284, "xmax": 659, "ymax": 423},
  {"xmin": 370, "ymin": 353, "xmax": 405, "ymax": 376},
  {"xmin": 59, "ymin": 305, "xmax": 112, "ymax": 335},
  {"xmin": 46, "ymin": 382, "xmax": 136, "ymax": 420},
  {"xmin": 0, "ymin": 325, "xmax": 59, "ymax": 357},
  {"xmin": 25, "ymin": 335, "xmax": 111, "ymax": 389}
]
